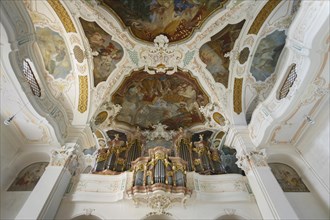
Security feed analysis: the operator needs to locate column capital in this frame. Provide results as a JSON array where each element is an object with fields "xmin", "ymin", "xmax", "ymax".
[
  {"xmin": 236, "ymin": 149, "xmax": 268, "ymax": 173},
  {"xmin": 50, "ymin": 144, "xmax": 77, "ymax": 167}
]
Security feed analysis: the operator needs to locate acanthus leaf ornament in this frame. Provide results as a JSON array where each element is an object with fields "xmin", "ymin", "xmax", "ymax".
[
  {"xmin": 236, "ymin": 149, "xmax": 268, "ymax": 173},
  {"xmin": 140, "ymin": 35, "xmax": 183, "ymax": 75}
]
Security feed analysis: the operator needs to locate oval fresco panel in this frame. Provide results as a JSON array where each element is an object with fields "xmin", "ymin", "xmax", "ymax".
[
  {"xmin": 199, "ymin": 20, "xmax": 245, "ymax": 87},
  {"xmin": 213, "ymin": 112, "xmax": 225, "ymax": 126},
  {"xmin": 250, "ymin": 30, "xmax": 286, "ymax": 82},
  {"xmin": 79, "ymin": 18, "xmax": 124, "ymax": 87},
  {"xmin": 94, "ymin": 111, "xmax": 108, "ymax": 125},
  {"xmin": 36, "ymin": 27, "xmax": 72, "ymax": 79},
  {"xmin": 101, "ymin": 0, "xmax": 229, "ymax": 42},
  {"xmin": 112, "ymin": 70, "xmax": 209, "ymax": 130}
]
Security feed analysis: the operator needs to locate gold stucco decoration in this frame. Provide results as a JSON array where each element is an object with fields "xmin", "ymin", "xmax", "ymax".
[
  {"xmin": 248, "ymin": 0, "xmax": 281, "ymax": 35},
  {"xmin": 78, "ymin": 75, "xmax": 88, "ymax": 113},
  {"xmin": 233, "ymin": 78, "xmax": 243, "ymax": 114},
  {"xmin": 47, "ymin": 0, "xmax": 76, "ymax": 33}
]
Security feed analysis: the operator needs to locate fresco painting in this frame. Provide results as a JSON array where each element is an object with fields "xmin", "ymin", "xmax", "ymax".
[
  {"xmin": 199, "ymin": 20, "xmax": 245, "ymax": 87},
  {"xmin": 101, "ymin": 0, "xmax": 229, "ymax": 42},
  {"xmin": 36, "ymin": 27, "xmax": 71, "ymax": 79},
  {"xmin": 269, "ymin": 163, "xmax": 309, "ymax": 192},
  {"xmin": 250, "ymin": 30, "xmax": 287, "ymax": 82},
  {"xmin": 112, "ymin": 70, "xmax": 209, "ymax": 130},
  {"xmin": 8, "ymin": 162, "xmax": 49, "ymax": 191},
  {"xmin": 79, "ymin": 19, "xmax": 124, "ymax": 87}
]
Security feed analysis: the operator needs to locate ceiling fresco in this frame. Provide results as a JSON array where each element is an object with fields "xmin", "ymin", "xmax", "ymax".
[
  {"xmin": 36, "ymin": 27, "xmax": 72, "ymax": 79},
  {"xmin": 101, "ymin": 0, "xmax": 229, "ymax": 42},
  {"xmin": 111, "ymin": 70, "xmax": 210, "ymax": 130},
  {"xmin": 250, "ymin": 30, "xmax": 286, "ymax": 82},
  {"xmin": 79, "ymin": 18, "xmax": 124, "ymax": 87},
  {"xmin": 199, "ymin": 20, "xmax": 245, "ymax": 87}
]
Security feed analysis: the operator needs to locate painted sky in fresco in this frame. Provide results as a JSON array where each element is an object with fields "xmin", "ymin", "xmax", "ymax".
[
  {"xmin": 80, "ymin": 19, "xmax": 124, "ymax": 87},
  {"xmin": 199, "ymin": 20, "xmax": 245, "ymax": 87},
  {"xmin": 102, "ymin": 0, "xmax": 228, "ymax": 42},
  {"xmin": 36, "ymin": 27, "xmax": 71, "ymax": 79},
  {"xmin": 251, "ymin": 30, "xmax": 287, "ymax": 82},
  {"xmin": 112, "ymin": 70, "xmax": 209, "ymax": 130}
]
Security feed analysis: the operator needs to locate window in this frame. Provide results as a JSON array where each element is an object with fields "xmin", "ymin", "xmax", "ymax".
[
  {"xmin": 277, "ymin": 64, "xmax": 297, "ymax": 100},
  {"xmin": 22, "ymin": 60, "xmax": 41, "ymax": 97}
]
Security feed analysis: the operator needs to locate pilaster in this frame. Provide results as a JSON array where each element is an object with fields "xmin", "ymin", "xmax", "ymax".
[
  {"xmin": 233, "ymin": 129, "xmax": 298, "ymax": 220},
  {"xmin": 15, "ymin": 144, "xmax": 78, "ymax": 220}
]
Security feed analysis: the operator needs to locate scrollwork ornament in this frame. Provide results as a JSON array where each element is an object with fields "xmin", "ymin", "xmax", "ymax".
[
  {"xmin": 140, "ymin": 35, "xmax": 183, "ymax": 75},
  {"xmin": 147, "ymin": 194, "xmax": 173, "ymax": 215},
  {"xmin": 50, "ymin": 144, "xmax": 76, "ymax": 166},
  {"xmin": 236, "ymin": 149, "xmax": 268, "ymax": 172}
]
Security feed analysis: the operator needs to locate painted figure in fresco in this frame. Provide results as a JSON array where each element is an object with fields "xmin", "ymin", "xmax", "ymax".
[
  {"xmin": 250, "ymin": 30, "xmax": 286, "ymax": 81},
  {"xmin": 36, "ymin": 27, "xmax": 71, "ymax": 79},
  {"xmin": 79, "ymin": 19, "xmax": 123, "ymax": 86},
  {"xmin": 8, "ymin": 162, "xmax": 49, "ymax": 191},
  {"xmin": 103, "ymin": 0, "xmax": 226, "ymax": 42}
]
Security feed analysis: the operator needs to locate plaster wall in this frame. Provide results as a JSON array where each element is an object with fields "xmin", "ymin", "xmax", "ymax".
[
  {"xmin": 285, "ymin": 192, "xmax": 329, "ymax": 219},
  {"xmin": 0, "ymin": 121, "xmax": 20, "ymax": 190},
  {"xmin": 296, "ymin": 98, "xmax": 330, "ymax": 191},
  {"xmin": 0, "ymin": 191, "xmax": 30, "ymax": 220}
]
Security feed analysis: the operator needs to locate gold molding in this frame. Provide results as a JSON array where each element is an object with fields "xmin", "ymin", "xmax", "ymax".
[
  {"xmin": 233, "ymin": 78, "xmax": 243, "ymax": 114},
  {"xmin": 47, "ymin": 0, "xmax": 76, "ymax": 33},
  {"xmin": 78, "ymin": 75, "xmax": 88, "ymax": 113},
  {"xmin": 248, "ymin": 0, "xmax": 282, "ymax": 35}
]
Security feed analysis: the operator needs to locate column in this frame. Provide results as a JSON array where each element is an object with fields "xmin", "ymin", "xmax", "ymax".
[
  {"xmin": 235, "ymin": 143, "xmax": 299, "ymax": 219},
  {"xmin": 15, "ymin": 144, "xmax": 78, "ymax": 220}
]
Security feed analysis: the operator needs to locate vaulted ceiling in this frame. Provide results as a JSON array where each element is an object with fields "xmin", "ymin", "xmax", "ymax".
[{"xmin": 1, "ymin": 0, "xmax": 329, "ymax": 152}]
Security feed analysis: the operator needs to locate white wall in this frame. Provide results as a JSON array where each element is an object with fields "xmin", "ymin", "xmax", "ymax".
[
  {"xmin": 296, "ymin": 98, "xmax": 330, "ymax": 191},
  {"xmin": 0, "ymin": 121, "xmax": 20, "ymax": 191},
  {"xmin": 0, "ymin": 192, "xmax": 31, "ymax": 220},
  {"xmin": 286, "ymin": 193, "xmax": 329, "ymax": 220}
]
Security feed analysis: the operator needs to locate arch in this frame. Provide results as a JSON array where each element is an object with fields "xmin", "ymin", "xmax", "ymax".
[
  {"xmin": 7, "ymin": 161, "xmax": 49, "ymax": 191},
  {"xmin": 71, "ymin": 215, "xmax": 103, "ymax": 220},
  {"xmin": 216, "ymin": 215, "xmax": 246, "ymax": 220},
  {"xmin": 269, "ymin": 162, "xmax": 309, "ymax": 192}
]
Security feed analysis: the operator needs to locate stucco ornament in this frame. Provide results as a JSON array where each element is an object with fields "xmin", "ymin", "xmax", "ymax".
[
  {"xmin": 199, "ymin": 103, "xmax": 228, "ymax": 129},
  {"xmin": 147, "ymin": 194, "xmax": 173, "ymax": 216},
  {"xmin": 142, "ymin": 123, "xmax": 176, "ymax": 141},
  {"xmin": 50, "ymin": 144, "xmax": 77, "ymax": 166},
  {"xmin": 140, "ymin": 35, "xmax": 183, "ymax": 75},
  {"xmin": 236, "ymin": 149, "xmax": 268, "ymax": 172}
]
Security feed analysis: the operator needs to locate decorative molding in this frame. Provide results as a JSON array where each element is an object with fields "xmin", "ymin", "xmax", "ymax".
[
  {"xmin": 83, "ymin": 208, "xmax": 95, "ymax": 216},
  {"xmin": 147, "ymin": 194, "xmax": 173, "ymax": 216},
  {"xmin": 47, "ymin": 0, "xmax": 76, "ymax": 33},
  {"xmin": 236, "ymin": 149, "xmax": 268, "ymax": 172},
  {"xmin": 292, "ymin": 1, "xmax": 325, "ymax": 43},
  {"xmin": 199, "ymin": 103, "xmax": 228, "ymax": 129},
  {"xmin": 248, "ymin": 0, "xmax": 282, "ymax": 35},
  {"xmin": 142, "ymin": 123, "xmax": 176, "ymax": 141},
  {"xmin": 78, "ymin": 75, "xmax": 88, "ymax": 113},
  {"xmin": 139, "ymin": 35, "xmax": 183, "ymax": 75},
  {"xmin": 224, "ymin": 208, "xmax": 237, "ymax": 216},
  {"xmin": 50, "ymin": 144, "xmax": 76, "ymax": 166},
  {"xmin": 233, "ymin": 78, "xmax": 243, "ymax": 114}
]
